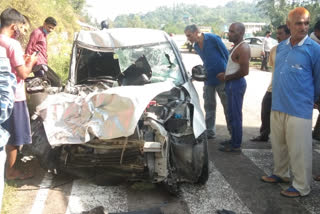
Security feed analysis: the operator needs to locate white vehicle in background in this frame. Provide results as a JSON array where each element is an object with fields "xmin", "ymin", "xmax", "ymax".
[{"xmin": 244, "ymin": 36, "xmax": 278, "ymax": 59}]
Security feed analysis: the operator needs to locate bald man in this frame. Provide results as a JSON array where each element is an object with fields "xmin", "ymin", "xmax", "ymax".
[
  {"xmin": 261, "ymin": 7, "xmax": 320, "ymax": 198},
  {"xmin": 216, "ymin": 23, "xmax": 250, "ymax": 152}
]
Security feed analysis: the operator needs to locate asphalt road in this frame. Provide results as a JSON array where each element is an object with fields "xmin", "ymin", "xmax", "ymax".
[{"xmin": 4, "ymin": 52, "xmax": 320, "ymax": 214}]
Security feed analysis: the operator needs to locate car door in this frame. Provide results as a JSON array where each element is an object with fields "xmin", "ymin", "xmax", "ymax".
[{"xmin": 250, "ymin": 38, "xmax": 263, "ymax": 58}]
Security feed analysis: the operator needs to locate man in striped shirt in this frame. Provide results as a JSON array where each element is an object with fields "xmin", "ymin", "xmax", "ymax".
[{"xmin": 0, "ymin": 46, "xmax": 16, "ymax": 213}]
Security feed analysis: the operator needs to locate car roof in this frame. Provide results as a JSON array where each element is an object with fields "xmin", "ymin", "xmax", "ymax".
[{"xmin": 75, "ymin": 28, "xmax": 170, "ymax": 48}]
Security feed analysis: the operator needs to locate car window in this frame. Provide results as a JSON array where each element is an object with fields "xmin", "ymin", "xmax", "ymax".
[
  {"xmin": 251, "ymin": 38, "xmax": 262, "ymax": 45},
  {"xmin": 115, "ymin": 43, "xmax": 184, "ymax": 85},
  {"xmin": 244, "ymin": 38, "xmax": 251, "ymax": 44}
]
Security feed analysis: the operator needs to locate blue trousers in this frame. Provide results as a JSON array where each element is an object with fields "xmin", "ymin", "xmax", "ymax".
[{"xmin": 225, "ymin": 78, "xmax": 247, "ymax": 148}]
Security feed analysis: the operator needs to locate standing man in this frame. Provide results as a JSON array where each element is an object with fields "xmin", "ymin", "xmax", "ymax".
[
  {"xmin": 0, "ymin": 8, "xmax": 37, "ymax": 180},
  {"xmin": 184, "ymin": 24, "xmax": 230, "ymax": 139},
  {"xmin": 310, "ymin": 20, "xmax": 320, "ymax": 44},
  {"xmin": 0, "ymin": 46, "xmax": 16, "ymax": 213},
  {"xmin": 310, "ymin": 20, "xmax": 320, "ymax": 142},
  {"xmin": 25, "ymin": 16, "xmax": 57, "ymax": 76},
  {"xmin": 216, "ymin": 23, "xmax": 250, "ymax": 152},
  {"xmin": 261, "ymin": 31, "xmax": 273, "ymax": 71},
  {"xmin": 250, "ymin": 25, "xmax": 290, "ymax": 142},
  {"xmin": 261, "ymin": 7, "xmax": 320, "ymax": 197}
]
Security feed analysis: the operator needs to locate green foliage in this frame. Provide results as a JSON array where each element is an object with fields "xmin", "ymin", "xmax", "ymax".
[
  {"xmin": 257, "ymin": 0, "xmax": 320, "ymax": 33},
  {"xmin": 0, "ymin": 0, "xmax": 82, "ymax": 82},
  {"xmin": 113, "ymin": 2, "xmax": 268, "ymax": 35}
]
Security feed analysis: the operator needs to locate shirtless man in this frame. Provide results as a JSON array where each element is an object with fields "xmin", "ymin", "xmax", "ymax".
[{"xmin": 216, "ymin": 22, "xmax": 251, "ymax": 152}]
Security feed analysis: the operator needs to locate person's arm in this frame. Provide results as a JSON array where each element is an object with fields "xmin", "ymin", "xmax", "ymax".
[
  {"xmin": 313, "ymin": 51, "xmax": 320, "ymax": 102},
  {"xmin": 10, "ymin": 40, "xmax": 38, "ymax": 80},
  {"xmin": 213, "ymin": 35, "xmax": 229, "ymax": 62},
  {"xmin": 261, "ymin": 38, "xmax": 266, "ymax": 56},
  {"xmin": 0, "ymin": 57, "xmax": 16, "ymax": 124},
  {"xmin": 224, "ymin": 43, "xmax": 250, "ymax": 81},
  {"xmin": 25, "ymin": 30, "xmax": 38, "ymax": 55},
  {"xmin": 15, "ymin": 56, "xmax": 37, "ymax": 79}
]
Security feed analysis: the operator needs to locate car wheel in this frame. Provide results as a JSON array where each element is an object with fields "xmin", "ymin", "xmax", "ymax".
[
  {"xmin": 196, "ymin": 136, "xmax": 209, "ymax": 185},
  {"xmin": 24, "ymin": 118, "xmax": 60, "ymax": 171}
]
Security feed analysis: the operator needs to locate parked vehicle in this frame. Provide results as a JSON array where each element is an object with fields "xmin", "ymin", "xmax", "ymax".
[
  {"xmin": 244, "ymin": 36, "xmax": 278, "ymax": 59},
  {"xmin": 24, "ymin": 28, "xmax": 209, "ymax": 192}
]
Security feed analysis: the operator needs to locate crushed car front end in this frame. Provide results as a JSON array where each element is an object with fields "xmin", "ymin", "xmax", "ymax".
[{"xmin": 26, "ymin": 28, "xmax": 208, "ymax": 188}]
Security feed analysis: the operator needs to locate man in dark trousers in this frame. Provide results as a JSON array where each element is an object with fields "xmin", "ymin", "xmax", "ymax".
[
  {"xmin": 216, "ymin": 23, "xmax": 250, "ymax": 152},
  {"xmin": 250, "ymin": 25, "xmax": 290, "ymax": 142},
  {"xmin": 261, "ymin": 31, "xmax": 272, "ymax": 71},
  {"xmin": 25, "ymin": 16, "xmax": 57, "ymax": 76},
  {"xmin": 184, "ymin": 24, "xmax": 230, "ymax": 140}
]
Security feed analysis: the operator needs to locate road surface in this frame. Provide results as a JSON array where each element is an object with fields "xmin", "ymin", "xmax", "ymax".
[{"xmin": 4, "ymin": 52, "xmax": 320, "ymax": 214}]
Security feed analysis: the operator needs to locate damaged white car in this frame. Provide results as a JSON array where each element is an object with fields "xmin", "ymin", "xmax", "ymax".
[{"xmin": 25, "ymin": 28, "xmax": 208, "ymax": 191}]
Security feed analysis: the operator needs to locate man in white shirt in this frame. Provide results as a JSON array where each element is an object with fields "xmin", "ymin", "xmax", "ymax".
[{"xmin": 261, "ymin": 31, "xmax": 272, "ymax": 71}]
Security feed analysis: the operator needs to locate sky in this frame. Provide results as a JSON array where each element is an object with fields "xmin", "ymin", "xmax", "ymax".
[{"xmin": 86, "ymin": 0, "xmax": 253, "ymax": 22}]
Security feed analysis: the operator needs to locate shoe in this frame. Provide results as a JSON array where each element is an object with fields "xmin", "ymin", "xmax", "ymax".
[
  {"xmin": 250, "ymin": 136, "xmax": 268, "ymax": 142},
  {"xmin": 261, "ymin": 175, "xmax": 290, "ymax": 183},
  {"xmin": 280, "ymin": 186, "xmax": 301, "ymax": 198},
  {"xmin": 313, "ymin": 175, "xmax": 320, "ymax": 181},
  {"xmin": 219, "ymin": 140, "xmax": 231, "ymax": 146},
  {"xmin": 218, "ymin": 144, "xmax": 241, "ymax": 153}
]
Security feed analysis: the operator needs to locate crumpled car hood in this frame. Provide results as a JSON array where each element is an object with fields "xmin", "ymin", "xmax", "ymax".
[{"xmin": 35, "ymin": 81, "xmax": 205, "ymax": 146}]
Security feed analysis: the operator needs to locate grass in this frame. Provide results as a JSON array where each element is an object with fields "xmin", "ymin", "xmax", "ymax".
[
  {"xmin": 249, "ymin": 59, "xmax": 262, "ymax": 69},
  {"xmin": 2, "ymin": 181, "xmax": 18, "ymax": 214}
]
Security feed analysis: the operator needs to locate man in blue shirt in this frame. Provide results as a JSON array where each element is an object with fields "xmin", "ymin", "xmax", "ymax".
[
  {"xmin": 184, "ymin": 24, "xmax": 230, "ymax": 139},
  {"xmin": 261, "ymin": 7, "xmax": 320, "ymax": 198},
  {"xmin": 0, "ymin": 46, "xmax": 16, "ymax": 213}
]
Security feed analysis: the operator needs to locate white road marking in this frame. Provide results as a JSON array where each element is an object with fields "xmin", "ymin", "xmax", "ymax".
[
  {"xmin": 65, "ymin": 179, "xmax": 128, "ymax": 214},
  {"xmin": 29, "ymin": 173, "xmax": 53, "ymax": 214},
  {"xmin": 181, "ymin": 161, "xmax": 252, "ymax": 214}
]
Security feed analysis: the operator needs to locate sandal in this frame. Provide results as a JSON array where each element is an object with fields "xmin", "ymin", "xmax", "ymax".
[
  {"xmin": 280, "ymin": 186, "xmax": 301, "ymax": 198},
  {"xmin": 313, "ymin": 175, "xmax": 320, "ymax": 181},
  {"xmin": 261, "ymin": 175, "xmax": 290, "ymax": 183}
]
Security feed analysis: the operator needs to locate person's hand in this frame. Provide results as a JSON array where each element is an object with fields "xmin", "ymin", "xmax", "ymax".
[
  {"xmin": 216, "ymin": 72, "xmax": 225, "ymax": 82},
  {"xmin": 261, "ymin": 51, "xmax": 265, "ymax": 56},
  {"xmin": 25, "ymin": 52, "xmax": 38, "ymax": 67}
]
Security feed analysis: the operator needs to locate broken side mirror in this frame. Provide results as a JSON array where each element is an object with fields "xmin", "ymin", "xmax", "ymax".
[{"xmin": 191, "ymin": 65, "xmax": 207, "ymax": 81}]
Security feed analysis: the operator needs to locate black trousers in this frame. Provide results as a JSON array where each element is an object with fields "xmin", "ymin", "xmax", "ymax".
[
  {"xmin": 314, "ymin": 114, "xmax": 320, "ymax": 140},
  {"xmin": 259, "ymin": 91, "xmax": 272, "ymax": 139},
  {"xmin": 261, "ymin": 51, "xmax": 270, "ymax": 71}
]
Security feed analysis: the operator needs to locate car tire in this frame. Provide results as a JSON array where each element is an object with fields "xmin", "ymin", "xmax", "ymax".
[{"xmin": 196, "ymin": 136, "xmax": 209, "ymax": 185}]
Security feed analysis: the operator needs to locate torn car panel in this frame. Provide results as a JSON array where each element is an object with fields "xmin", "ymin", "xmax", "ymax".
[{"xmin": 25, "ymin": 28, "xmax": 208, "ymax": 189}]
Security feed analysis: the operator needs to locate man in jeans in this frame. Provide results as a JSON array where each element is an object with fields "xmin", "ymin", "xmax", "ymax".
[
  {"xmin": 184, "ymin": 24, "xmax": 230, "ymax": 139},
  {"xmin": 0, "ymin": 46, "xmax": 16, "ymax": 213}
]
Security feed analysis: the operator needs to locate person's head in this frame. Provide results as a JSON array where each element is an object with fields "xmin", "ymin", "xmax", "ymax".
[
  {"xmin": 276, "ymin": 25, "xmax": 290, "ymax": 42},
  {"xmin": 287, "ymin": 7, "xmax": 310, "ymax": 42},
  {"xmin": 314, "ymin": 20, "xmax": 320, "ymax": 40},
  {"xmin": 265, "ymin": 31, "xmax": 271, "ymax": 37},
  {"xmin": 0, "ymin": 7, "xmax": 25, "ymax": 39},
  {"xmin": 228, "ymin": 22, "xmax": 245, "ymax": 43},
  {"xmin": 101, "ymin": 20, "xmax": 109, "ymax": 30},
  {"xmin": 43, "ymin": 17, "xmax": 57, "ymax": 34},
  {"xmin": 20, "ymin": 15, "xmax": 30, "ymax": 36},
  {"xmin": 184, "ymin": 24, "xmax": 201, "ymax": 43}
]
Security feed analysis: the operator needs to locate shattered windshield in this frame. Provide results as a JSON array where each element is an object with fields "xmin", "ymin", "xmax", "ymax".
[{"xmin": 115, "ymin": 43, "xmax": 184, "ymax": 85}]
